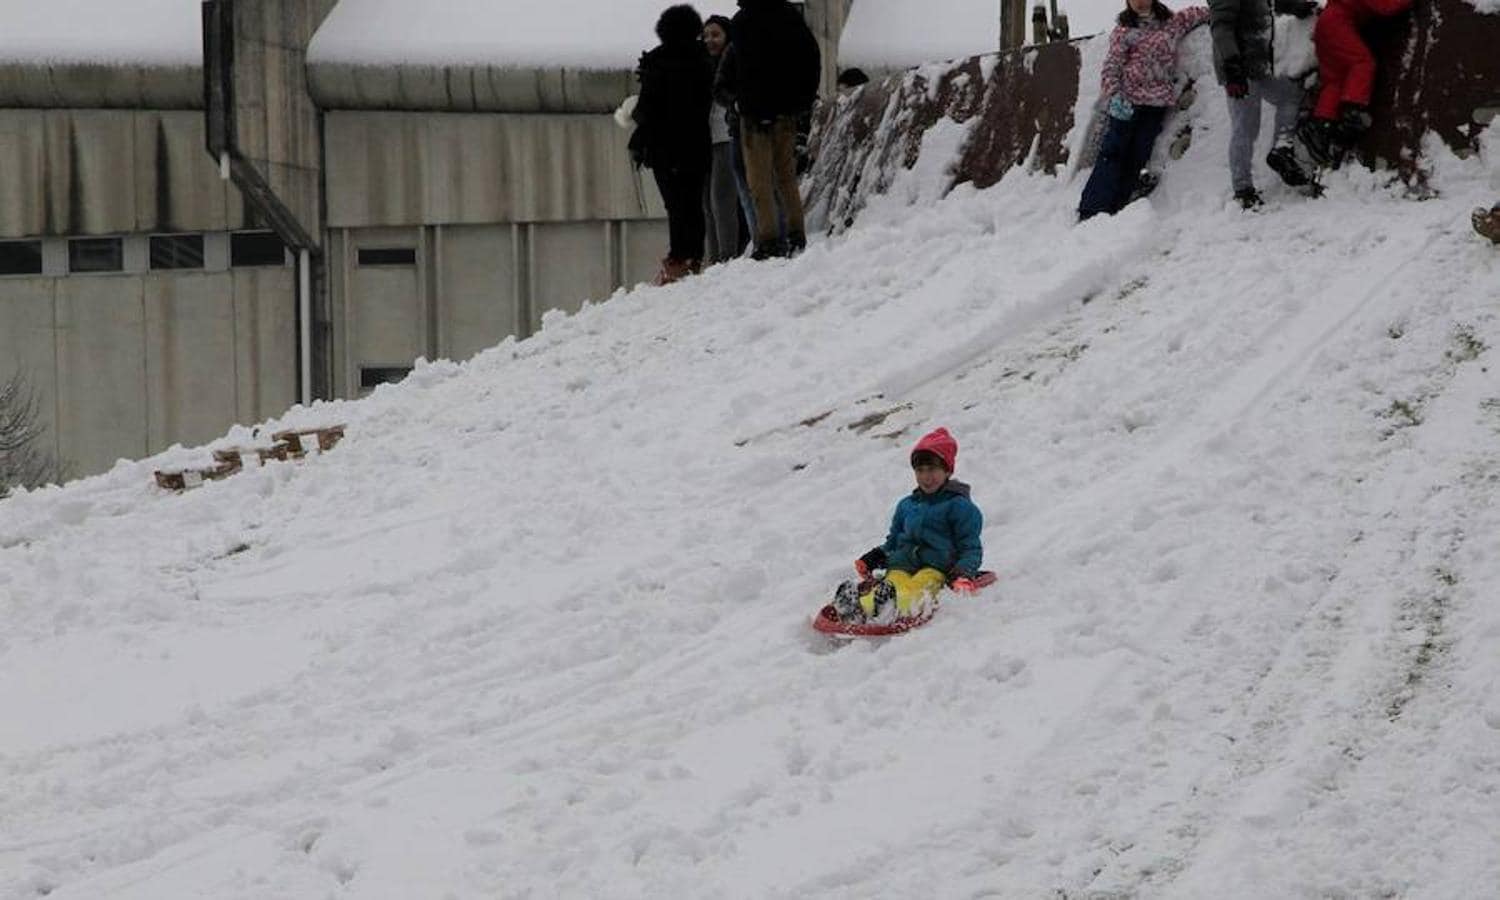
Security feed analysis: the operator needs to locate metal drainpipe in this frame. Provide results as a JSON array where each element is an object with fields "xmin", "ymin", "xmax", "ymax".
[{"xmin": 299, "ymin": 249, "xmax": 312, "ymax": 406}]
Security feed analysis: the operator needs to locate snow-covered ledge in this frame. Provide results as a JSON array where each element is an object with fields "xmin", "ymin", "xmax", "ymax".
[{"xmin": 305, "ymin": 62, "xmax": 634, "ymax": 115}]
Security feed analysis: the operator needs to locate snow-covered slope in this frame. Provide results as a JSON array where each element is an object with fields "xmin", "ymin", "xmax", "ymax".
[{"xmin": 4, "ymin": 37, "xmax": 1500, "ymax": 898}]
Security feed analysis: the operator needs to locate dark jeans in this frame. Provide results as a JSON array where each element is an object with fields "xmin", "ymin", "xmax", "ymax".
[
  {"xmin": 1078, "ymin": 106, "xmax": 1168, "ymax": 220},
  {"xmin": 653, "ymin": 162, "xmax": 709, "ymax": 261}
]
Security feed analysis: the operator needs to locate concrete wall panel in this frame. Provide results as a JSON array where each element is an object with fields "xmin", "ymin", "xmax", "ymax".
[
  {"xmin": 144, "ymin": 274, "xmax": 238, "ymax": 453},
  {"xmin": 0, "ymin": 113, "xmax": 49, "ymax": 238},
  {"xmin": 346, "ymin": 227, "xmax": 425, "ymax": 388},
  {"xmin": 51, "ymin": 112, "xmax": 138, "ymax": 236},
  {"xmin": 0, "ymin": 279, "xmax": 61, "ymax": 468},
  {"xmin": 325, "ymin": 112, "xmax": 666, "ymax": 228},
  {"xmin": 232, "ymin": 267, "xmax": 298, "ymax": 424},
  {"xmin": 132, "ymin": 113, "xmax": 240, "ymax": 233},
  {"xmin": 529, "ymin": 222, "xmax": 612, "ymax": 333},
  {"xmin": 4, "ymin": 263, "xmax": 297, "ymax": 478},
  {"xmin": 0, "ymin": 110, "xmax": 244, "ymax": 238},
  {"xmin": 436, "ymin": 225, "xmax": 521, "ymax": 364},
  {"xmin": 620, "ymin": 220, "xmax": 671, "ymax": 290},
  {"xmin": 54, "ymin": 277, "xmax": 147, "ymax": 476}
]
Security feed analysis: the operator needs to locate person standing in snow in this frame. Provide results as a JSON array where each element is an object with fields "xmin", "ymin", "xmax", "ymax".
[
  {"xmin": 715, "ymin": 42, "xmax": 773, "ymax": 253},
  {"xmin": 1296, "ymin": 0, "xmax": 1411, "ymax": 168},
  {"xmin": 701, "ymin": 15, "xmax": 745, "ymax": 264},
  {"xmin": 715, "ymin": 0, "xmax": 821, "ymax": 260},
  {"xmin": 833, "ymin": 428, "xmax": 984, "ymax": 623},
  {"xmin": 1078, "ymin": 0, "xmax": 1210, "ymax": 221},
  {"xmin": 633, "ymin": 5, "xmax": 716, "ymax": 285},
  {"xmin": 1208, "ymin": 0, "xmax": 1320, "ymax": 209}
]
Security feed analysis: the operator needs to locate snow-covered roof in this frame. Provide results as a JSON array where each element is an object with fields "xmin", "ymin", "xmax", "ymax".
[
  {"xmin": 307, "ymin": 0, "xmax": 738, "ymax": 69},
  {"xmin": 838, "ymin": 0, "xmax": 1123, "ymax": 69},
  {"xmin": 0, "ymin": 0, "xmax": 202, "ymax": 65}
]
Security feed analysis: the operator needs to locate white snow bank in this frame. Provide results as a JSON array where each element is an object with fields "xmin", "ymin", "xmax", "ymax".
[
  {"xmin": 0, "ymin": 0, "xmax": 202, "ymax": 65},
  {"xmin": 308, "ymin": 0, "xmax": 737, "ymax": 69},
  {"xmin": 3, "ymin": 32, "xmax": 1500, "ymax": 900}
]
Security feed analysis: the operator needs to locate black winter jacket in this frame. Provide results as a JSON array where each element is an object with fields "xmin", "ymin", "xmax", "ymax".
[
  {"xmin": 718, "ymin": 0, "xmax": 821, "ymax": 123},
  {"xmin": 633, "ymin": 40, "xmax": 714, "ymax": 171}
]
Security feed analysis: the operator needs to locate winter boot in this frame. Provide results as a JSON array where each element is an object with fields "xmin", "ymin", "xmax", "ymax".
[
  {"xmin": 833, "ymin": 580, "xmax": 863, "ymax": 621},
  {"xmin": 750, "ymin": 240, "xmax": 783, "ymax": 262},
  {"xmin": 785, "ymin": 231, "xmax": 807, "ymax": 257},
  {"xmin": 1128, "ymin": 171, "xmax": 1160, "ymax": 204},
  {"xmin": 651, "ymin": 256, "xmax": 692, "ymax": 286},
  {"xmin": 1265, "ymin": 144, "xmax": 1311, "ymax": 187},
  {"xmin": 1475, "ymin": 205, "xmax": 1500, "ymax": 244},
  {"xmin": 1296, "ymin": 118, "xmax": 1339, "ymax": 168},
  {"xmin": 1233, "ymin": 186, "xmax": 1263, "ymax": 210},
  {"xmin": 869, "ymin": 580, "xmax": 898, "ymax": 623},
  {"xmin": 1338, "ymin": 104, "xmax": 1372, "ymax": 149}
]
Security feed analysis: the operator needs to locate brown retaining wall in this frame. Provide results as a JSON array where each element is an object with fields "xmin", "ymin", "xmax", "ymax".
[{"xmin": 806, "ymin": 0, "xmax": 1499, "ymax": 230}]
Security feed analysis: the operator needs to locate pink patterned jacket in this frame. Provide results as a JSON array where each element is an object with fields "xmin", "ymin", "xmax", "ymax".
[{"xmin": 1100, "ymin": 6, "xmax": 1210, "ymax": 109}]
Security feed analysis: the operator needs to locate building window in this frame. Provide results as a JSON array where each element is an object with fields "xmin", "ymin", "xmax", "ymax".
[
  {"xmin": 357, "ymin": 247, "xmax": 417, "ymax": 266},
  {"xmin": 149, "ymin": 234, "xmax": 205, "ymax": 270},
  {"xmin": 0, "ymin": 240, "xmax": 43, "ymax": 276},
  {"xmin": 360, "ymin": 366, "xmax": 412, "ymax": 390},
  {"xmin": 230, "ymin": 231, "xmax": 287, "ymax": 267},
  {"xmin": 68, "ymin": 237, "xmax": 124, "ymax": 274}
]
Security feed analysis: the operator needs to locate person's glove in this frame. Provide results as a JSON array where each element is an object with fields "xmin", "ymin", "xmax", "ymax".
[
  {"xmin": 1107, "ymin": 94, "xmax": 1134, "ymax": 121},
  {"xmin": 855, "ymin": 547, "xmax": 888, "ymax": 579},
  {"xmin": 1223, "ymin": 57, "xmax": 1249, "ymax": 99},
  {"xmin": 1274, "ymin": 0, "xmax": 1318, "ymax": 17},
  {"xmin": 949, "ymin": 574, "xmax": 978, "ymax": 593}
]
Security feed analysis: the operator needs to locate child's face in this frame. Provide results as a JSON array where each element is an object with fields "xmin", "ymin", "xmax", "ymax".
[
  {"xmin": 703, "ymin": 23, "xmax": 727, "ymax": 55},
  {"xmin": 1127, "ymin": 0, "xmax": 1154, "ymax": 16},
  {"xmin": 913, "ymin": 462, "xmax": 948, "ymax": 494}
]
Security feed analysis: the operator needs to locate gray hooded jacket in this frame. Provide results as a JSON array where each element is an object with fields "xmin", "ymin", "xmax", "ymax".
[{"xmin": 1208, "ymin": 0, "xmax": 1275, "ymax": 83}]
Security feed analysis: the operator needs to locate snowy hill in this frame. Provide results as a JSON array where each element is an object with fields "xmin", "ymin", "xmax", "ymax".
[{"xmin": 4, "ymin": 35, "xmax": 1500, "ymax": 897}]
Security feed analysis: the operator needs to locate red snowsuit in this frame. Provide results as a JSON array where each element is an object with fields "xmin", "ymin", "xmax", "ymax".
[{"xmin": 1311, "ymin": 0, "xmax": 1413, "ymax": 120}]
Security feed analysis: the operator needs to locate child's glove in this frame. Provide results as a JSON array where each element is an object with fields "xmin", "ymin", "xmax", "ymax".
[
  {"xmin": 1107, "ymin": 94, "xmax": 1135, "ymax": 121},
  {"xmin": 855, "ymin": 547, "xmax": 888, "ymax": 579},
  {"xmin": 1222, "ymin": 58, "xmax": 1249, "ymax": 99},
  {"xmin": 948, "ymin": 574, "xmax": 978, "ymax": 593}
]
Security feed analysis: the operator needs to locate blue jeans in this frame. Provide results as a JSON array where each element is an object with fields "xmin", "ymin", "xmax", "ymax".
[{"xmin": 1078, "ymin": 106, "xmax": 1168, "ymax": 220}]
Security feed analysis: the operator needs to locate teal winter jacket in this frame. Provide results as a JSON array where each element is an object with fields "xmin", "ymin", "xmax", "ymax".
[{"xmin": 881, "ymin": 479, "xmax": 984, "ymax": 576}]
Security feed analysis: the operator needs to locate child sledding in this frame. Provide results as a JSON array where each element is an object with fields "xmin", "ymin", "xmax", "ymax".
[{"xmin": 814, "ymin": 428, "xmax": 995, "ymax": 637}]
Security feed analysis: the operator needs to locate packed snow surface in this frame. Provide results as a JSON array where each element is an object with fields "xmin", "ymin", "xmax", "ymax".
[
  {"xmin": 308, "ymin": 0, "xmax": 736, "ymax": 68},
  {"xmin": 0, "ymin": 0, "xmax": 202, "ymax": 64},
  {"xmin": 4, "ymin": 28, "xmax": 1500, "ymax": 899}
]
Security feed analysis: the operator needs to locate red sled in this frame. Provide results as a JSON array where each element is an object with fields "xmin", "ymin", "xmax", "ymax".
[{"xmin": 811, "ymin": 571, "xmax": 996, "ymax": 638}]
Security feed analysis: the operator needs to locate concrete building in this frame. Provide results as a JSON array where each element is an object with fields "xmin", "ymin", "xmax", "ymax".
[
  {"xmin": 0, "ymin": 0, "xmax": 851, "ymax": 479},
  {"xmin": 0, "ymin": 3, "xmax": 298, "ymax": 479}
]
